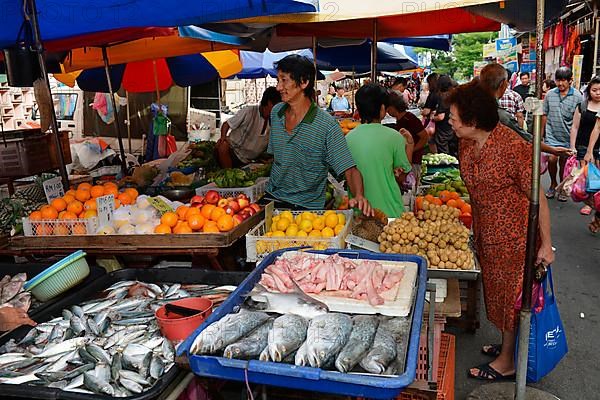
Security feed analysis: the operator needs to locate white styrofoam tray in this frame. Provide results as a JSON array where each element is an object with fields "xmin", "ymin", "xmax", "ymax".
[
  {"xmin": 425, "ymin": 278, "xmax": 447, "ymax": 303},
  {"xmin": 251, "ymin": 251, "xmax": 418, "ymax": 317}
]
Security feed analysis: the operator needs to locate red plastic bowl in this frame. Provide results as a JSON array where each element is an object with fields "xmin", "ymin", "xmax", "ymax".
[{"xmin": 155, "ymin": 297, "xmax": 213, "ymax": 342}]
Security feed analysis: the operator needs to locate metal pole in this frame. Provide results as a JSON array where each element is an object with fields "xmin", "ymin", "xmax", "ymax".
[
  {"xmin": 535, "ymin": 0, "xmax": 545, "ymax": 98},
  {"xmin": 27, "ymin": 0, "xmax": 69, "ymax": 189},
  {"xmin": 125, "ymin": 91, "xmax": 131, "ymax": 153},
  {"xmin": 371, "ymin": 20, "xmax": 378, "ymax": 82},
  {"xmin": 312, "ymin": 36, "xmax": 318, "ymax": 93},
  {"xmin": 593, "ymin": 15, "xmax": 600, "ymax": 77},
  {"xmin": 101, "ymin": 47, "xmax": 128, "ymax": 177}
]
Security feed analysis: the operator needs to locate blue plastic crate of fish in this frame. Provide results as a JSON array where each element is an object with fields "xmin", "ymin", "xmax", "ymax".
[{"xmin": 179, "ymin": 249, "xmax": 427, "ymax": 399}]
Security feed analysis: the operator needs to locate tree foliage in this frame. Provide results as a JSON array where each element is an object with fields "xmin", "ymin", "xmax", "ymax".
[{"xmin": 416, "ymin": 32, "xmax": 498, "ymax": 80}]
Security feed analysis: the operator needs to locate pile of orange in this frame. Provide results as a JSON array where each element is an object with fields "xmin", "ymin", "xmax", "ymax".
[
  {"xmin": 153, "ymin": 204, "xmax": 235, "ymax": 234},
  {"xmin": 28, "ymin": 182, "xmax": 139, "ymax": 236},
  {"xmin": 416, "ymin": 191, "xmax": 472, "ymax": 216}
]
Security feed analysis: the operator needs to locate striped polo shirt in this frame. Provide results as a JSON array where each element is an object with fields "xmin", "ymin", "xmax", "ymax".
[
  {"xmin": 543, "ymin": 86, "xmax": 583, "ymax": 147},
  {"xmin": 266, "ymin": 102, "xmax": 356, "ymax": 209}
]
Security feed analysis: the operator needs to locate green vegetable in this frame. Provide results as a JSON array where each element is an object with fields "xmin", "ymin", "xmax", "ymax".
[{"xmin": 208, "ymin": 168, "xmax": 258, "ymax": 188}]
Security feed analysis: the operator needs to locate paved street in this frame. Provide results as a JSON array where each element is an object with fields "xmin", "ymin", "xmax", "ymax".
[{"xmin": 453, "ymin": 189, "xmax": 600, "ymax": 399}]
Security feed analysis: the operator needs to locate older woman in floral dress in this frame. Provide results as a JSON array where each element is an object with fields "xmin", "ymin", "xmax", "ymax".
[{"xmin": 446, "ymin": 82, "xmax": 555, "ymax": 381}]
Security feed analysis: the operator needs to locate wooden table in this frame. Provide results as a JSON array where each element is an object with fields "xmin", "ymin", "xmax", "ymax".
[{"xmin": 1, "ymin": 209, "xmax": 264, "ymax": 270}]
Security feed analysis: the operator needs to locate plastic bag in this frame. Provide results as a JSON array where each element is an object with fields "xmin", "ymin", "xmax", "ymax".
[
  {"xmin": 515, "ymin": 280, "xmax": 544, "ymax": 314},
  {"xmin": 540, "ymin": 153, "xmax": 549, "ymax": 175},
  {"xmin": 166, "ymin": 134, "xmax": 177, "ymax": 156},
  {"xmin": 570, "ymin": 164, "xmax": 589, "ymax": 202},
  {"xmin": 586, "ymin": 162, "xmax": 600, "ymax": 192},
  {"xmin": 516, "ymin": 267, "xmax": 568, "ymax": 383},
  {"xmin": 563, "ymin": 155, "xmax": 578, "ymax": 180}
]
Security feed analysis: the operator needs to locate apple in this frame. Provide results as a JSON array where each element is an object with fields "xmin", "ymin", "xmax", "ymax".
[
  {"xmin": 249, "ymin": 203, "xmax": 261, "ymax": 213},
  {"xmin": 191, "ymin": 202, "xmax": 203, "ymax": 209},
  {"xmin": 237, "ymin": 197, "xmax": 250, "ymax": 210},
  {"xmin": 217, "ymin": 198, "xmax": 229, "ymax": 208},
  {"xmin": 245, "ymin": 207, "xmax": 256, "ymax": 217},
  {"xmin": 237, "ymin": 212, "xmax": 250, "ymax": 221},
  {"xmin": 226, "ymin": 197, "xmax": 235, "ymax": 202},
  {"xmin": 190, "ymin": 195, "xmax": 204, "ymax": 204},
  {"xmin": 232, "ymin": 214, "xmax": 244, "ymax": 226},
  {"xmin": 237, "ymin": 194, "xmax": 249, "ymax": 201},
  {"xmin": 205, "ymin": 190, "xmax": 220, "ymax": 205},
  {"xmin": 228, "ymin": 201, "xmax": 241, "ymax": 213},
  {"xmin": 224, "ymin": 205, "xmax": 236, "ymax": 215}
]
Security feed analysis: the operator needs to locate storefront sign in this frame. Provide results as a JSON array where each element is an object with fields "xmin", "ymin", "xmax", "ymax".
[
  {"xmin": 483, "ymin": 43, "xmax": 496, "ymax": 59},
  {"xmin": 573, "ymin": 55, "xmax": 584, "ymax": 89},
  {"xmin": 496, "ymin": 37, "xmax": 519, "ymax": 74},
  {"xmin": 43, "ymin": 177, "xmax": 65, "ymax": 203},
  {"xmin": 96, "ymin": 194, "xmax": 115, "ymax": 227}
]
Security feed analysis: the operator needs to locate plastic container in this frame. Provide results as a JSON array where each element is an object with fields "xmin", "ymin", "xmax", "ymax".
[
  {"xmin": 24, "ymin": 250, "xmax": 90, "ymax": 302},
  {"xmin": 245, "ymin": 209, "xmax": 353, "ymax": 263},
  {"xmin": 180, "ymin": 249, "xmax": 428, "ymax": 399},
  {"xmin": 196, "ymin": 177, "xmax": 269, "ymax": 203},
  {"xmin": 155, "ymin": 297, "xmax": 213, "ymax": 342},
  {"xmin": 22, "ymin": 217, "xmax": 98, "ymax": 236}
]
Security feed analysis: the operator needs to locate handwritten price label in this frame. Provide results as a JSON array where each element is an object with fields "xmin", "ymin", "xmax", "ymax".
[
  {"xmin": 147, "ymin": 197, "xmax": 174, "ymax": 216},
  {"xmin": 43, "ymin": 177, "xmax": 65, "ymax": 203},
  {"xmin": 96, "ymin": 195, "xmax": 115, "ymax": 228}
]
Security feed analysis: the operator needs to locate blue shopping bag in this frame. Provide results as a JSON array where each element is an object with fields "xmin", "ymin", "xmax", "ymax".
[
  {"xmin": 517, "ymin": 267, "xmax": 568, "ymax": 383},
  {"xmin": 587, "ymin": 163, "xmax": 600, "ymax": 192}
]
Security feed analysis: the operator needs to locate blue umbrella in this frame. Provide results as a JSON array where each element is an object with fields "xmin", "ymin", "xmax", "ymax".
[
  {"xmin": 232, "ymin": 49, "xmax": 314, "ymax": 79},
  {"xmin": 386, "ymin": 35, "xmax": 452, "ymax": 52},
  {"xmin": 316, "ymin": 42, "xmax": 417, "ymax": 73}
]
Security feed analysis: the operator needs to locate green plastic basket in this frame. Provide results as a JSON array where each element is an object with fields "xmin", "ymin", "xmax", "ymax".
[{"xmin": 25, "ymin": 250, "xmax": 90, "ymax": 302}]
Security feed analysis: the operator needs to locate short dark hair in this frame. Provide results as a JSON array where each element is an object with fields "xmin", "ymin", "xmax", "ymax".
[
  {"xmin": 543, "ymin": 79, "xmax": 557, "ymax": 90},
  {"xmin": 387, "ymin": 91, "xmax": 408, "ymax": 113},
  {"xmin": 555, "ymin": 67, "xmax": 573, "ymax": 80},
  {"xmin": 438, "ymin": 75, "xmax": 454, "ymax": 93},
  {"xmin": 274, "ymin": 55, "xmax": 316, "ymax": 99},
  {"xmin": 446, "ymin": 82, "xmax": 499, "ymax": 131},
  {"xmin": 260, "ymin": 87, "xmax": 282, "ymax": 107},
  {"xmin": 520, "ymin": 71, "xmax": 530, "ymax": 79},
  {"xmin": 356, "ymin": 84, "xmax": 389, "ymax": 124},
  {"xmin": 426, "ymin": 73, "xmax": 439, "ymax": 92},
  {"xmin": 392, "ymin": 77, "xmax": 408, "ymax": 87},
  {"xmin": 585, "ymin": 75, "xmax": 600, "ymax": 98}
]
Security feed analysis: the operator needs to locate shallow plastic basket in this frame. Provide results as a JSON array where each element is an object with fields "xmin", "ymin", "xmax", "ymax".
[
  {"xmin": 179, "ymin": 249, "xmax": 427, "ymax": 399},
  {"xmin": 24, "ymin": 250, "xmax": 90, "ymax": 302},
  {"xmin": 245, "ymin": 209, "xmax": 353, "ymax": 262},
  {"xmin": 195, "ymin": 177, "xmax": 268, "ymax": 203}
]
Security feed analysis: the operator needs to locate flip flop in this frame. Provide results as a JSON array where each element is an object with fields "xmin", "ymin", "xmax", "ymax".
[
  {"xmin": 468, "ymin": 363, "xmax": 516, "ymax": 382},
  {"xmin": 545, "ymin": 188, "xmax": 556, "ymax": 199},
  {"xmin": 481, "ymin": 344, "xmax": 502, "ymax": 357},
  {"xmin": 580, "ymin": 205, "xmax": 593, "ymax": 215},
  {"xmin": 589, "ymin": 216, "xmax": 600, "ymax": 234},
  {"xmin": 557, "ymin": 193, "xmax": 569, "ymax": 202}
]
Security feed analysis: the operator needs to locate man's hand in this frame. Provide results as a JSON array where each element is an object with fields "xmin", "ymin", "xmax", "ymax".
[
  {"xmin": 0, "ymin": 307, "xmax": 36, "ymax": 332},
  {"xmin": 552, "ymin": 146, "xmax": 574, "ymax": 157},
  {"xmin": 536, "ymin": 244, "xmax": 555, "ymax": 267},
  {"xmin": 583, "ymin": 151, "xmax": 595, "ymax": 165},
  {"xmin": 349, "ymin": 195, "xmax": 373, "ymax": 217}
]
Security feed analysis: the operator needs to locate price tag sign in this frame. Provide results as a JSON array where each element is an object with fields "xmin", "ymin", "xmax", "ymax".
[
  {"xmin": 147, "ymin": 197, "xmax": 174, "ymax": 216},
  {"xmin": 43, "ymin": 177, "xmax": 65, "ymax": 203},
  {"xmin": 96, "ymin": 195, "xmax": 115, "ymax": 227}
]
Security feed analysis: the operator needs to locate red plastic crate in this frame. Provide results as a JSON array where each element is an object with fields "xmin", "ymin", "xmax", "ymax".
[{"xmin": 398, "ymin": 333, "xmax": 455, "ymax": 400}]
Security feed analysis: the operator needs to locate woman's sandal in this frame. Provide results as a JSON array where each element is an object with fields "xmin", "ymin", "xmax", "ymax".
[
  {"xmin": 589, "ymin": 216, "xmax": 600, "ymax": 234},
  {"xmin": 481, "ymin": 344, "xmax": 502, "ymax": 357},
  {"xmin": 468, "ymin": 363, "xmax": 516, "ymax": 381},
  {"xmin": 580, "ymin": 205, "xmax": 593, "ymax": 215}
]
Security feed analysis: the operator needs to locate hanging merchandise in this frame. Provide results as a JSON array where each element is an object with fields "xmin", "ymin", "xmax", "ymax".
[
  {"xmin": 586, "ymin": 163, "xmax": 600, "ymax": 192},
  {"xmin": 564, "ymin": 26, "xmax": 581, "ymax": 67},
  {"xmin": 553, "ymin": 21, "xmax": 564, "ymax": 47},
  {"xmin": 146, "ymin": 103, "xmax": 177, "ymax": 160},
  {"xmin": 91, "ymin": 92, "xmax": 117, "ymax": 124},
  {"xmin": 516, "ymin": 267, "xmax": 568, "ymax": 383}
]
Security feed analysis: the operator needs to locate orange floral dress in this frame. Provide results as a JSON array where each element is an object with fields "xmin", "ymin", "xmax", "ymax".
[{"xmin": 459, "ymin": 123, "xmax": 532, "ymax": 332}]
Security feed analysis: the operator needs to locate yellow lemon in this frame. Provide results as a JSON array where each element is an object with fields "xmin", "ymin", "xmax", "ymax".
[
  {"xmin": 280, "ymin": 211, "xmax": 294, "ymax": 222},
  {"xmin": 272, "ymin": 230, "xmax": 286, "ymax": 238},
  {"xmin": 266, "ymin": 232, "xmax": 273, "ymax": 237},
  {"xmin": 312, "ymin": 216, "xmax": 325, "ymax": 231},
  {"xmin": 276, "ymin": 218, "xmax": 291, "ymax": 232},
  {"xmin": 295, "ymin": 215, "xmax": 303, "ymax": 225},
  {"xmin": 323, "ymin": 210, "xmax": 336, "ymax": 217},
  {"xmin": 301, "ymin": 211, "xmax": 315, "ymax": 221},
  {"xmin": 308, "ymin": 230, "xmax": 322, "ymax": 238},
  {"xmin": 322, "ymin": 227, "xmax": 334, "ymax": 238},
  {"xmin": 297, "ymin": 230, "xmax": 308, "ymax": 237},
  {"xmin": 334, "ymin": 224, "xmax": 344, "ymax": 236},
  {"xmin": 299, "ymin": 219, "xmax": 313, "ymax": 233},
  {"xmin": 286, "ymin": 224, "xmax": 299, "ymax": 237},
  {"xmin": 325, "ymin": 213, "xmax": 339, "ymax": 228},
  {"xmin": 272, "ymin": 215, "xmax": 280, "ymax": 223},
  {"xmin": 337, "ymin": 213, "xmax": 346, "ymax": 226}
]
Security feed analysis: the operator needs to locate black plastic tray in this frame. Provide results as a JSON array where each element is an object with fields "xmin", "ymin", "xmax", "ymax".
[{"xmin": 0, "ymin": 267, "xmax": 248, "ymax": 400}]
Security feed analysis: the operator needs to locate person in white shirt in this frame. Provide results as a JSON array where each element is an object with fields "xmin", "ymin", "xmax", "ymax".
[
  {"xmin": 329, "ymin": 87, "xmax": 351, "ymax": 112},
  {"xmin": 216, "ymin": 87, "xmax": 281, "ymax": 168}
]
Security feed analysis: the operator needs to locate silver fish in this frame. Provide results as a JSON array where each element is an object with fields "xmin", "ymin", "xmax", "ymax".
[
  {"xmin": 112, "ymin": 299, "xmax": 147, "ymax": 312},
  {"xmin": 123, "ymin": 343, "xmax": 152, "ymax": 358},
  {"xmin": 0, "ymin": 373, "xmax": 40, "ymax": 384},
  {"xmin": 359, "ymin": 326, "xmax": 397, "ymax": 374},
  {"xmin": 34, "ymin": 330, "xmax": 51, "ymax": 346},
  {"xmin": 149, "ymin": 356, "xmax": 165, "ymax": 380},
  {"xmin": 113, "ymin": 316, "xmax": 155, "ymax": 326},
  {"xmin": 161, "ymin": 339, "xmax": 175, "ymax": 362},
  {"xmin": 224, "ymin": 319, "xmax": 272, "ymax": 360},
  {"xmin": 0, "ymin": 275, "xmax": 10, "ymax": 287},
  {"xmin": 62, "ymin": 309, "xmax": 73, "ymax": 320},
  {"xmin": 93, "ymin": 363, "xmax": 111, "ymax": 383},
  {"xmin": 252, "ymin": 283, "xmax": 328, "ymax": 319},
  {"xmin": 106, "ymin": 287, "xmax": 129, "ymax": 300},
  {"xmin": 1, "ymin": 281, "xmax": 24, "ymax": 303},
  {"xmin": 17, "ymin": 329, "xmax": 38, "ymax": 346},
  {"xmin": 190, "ymin": 310, "xmax": 270, "ymax": 354},
  {"xmin": 63, "ymin": 387, "xmax": 94, "ymax": 394},
  {"xmin": 2, "ymin": 357, "xmax": 38, "ymax": 371},
  {"xmin": 105, "ymin": 280, "xmax": 137, "ymax": 292},
  {"xmin": 119, "ymin": 377, "xmax": 143, "ymax": 393},
  {"xmin": 165, "ymin": 284, "xmax": 181, "ymax": 298},
  {"xmin": 78, "ymin": 347, "xmax": 97, "ymax": 364},
  {"xmin": 267, "ymin": 314, "xmax": 308, "ymax": 362},
  {"xmin": 46, "ymin": 350, "xmax": 77, "ymax": 373},
  {"xmin": 119, "ymin": 370, "xmax": 150, "ymax": 386},
  {"xmin": 111, "ymin": 352, "xmax": 122, "ymax": 381},
  {"xmin": 47, "ymin": 324, "xmax": 63, "ymax": 343},
  {"xmin": 335, "ymin": 315, "xmax": 379, "ymax": 373},
  {"xmin": 86, "ymin": 343, "xmax": 112, "ymax": 364},
  {"xmin": 142, "ymin": 337, "xmax": 164, "ymax": 350},
  {"xmin": 47, "ymin": 380, "xmax": 69, "ymax": 389},
  {"xmin": 71, "ymin": 305, "xmax": 84, "ymax": 318},
  {"xmin": 62, "ymin": 363, "xmax": 95, "ymax": 380},
  {"xmin": 83, "ymin": 371, "xmax": 114, "ymax": 396},
  {"xmin": 10, "ymin": 273, "xmax": 26, "ymax": 282},
  {"xmin": 0, "ymin": 353, "xmax": 28, "ymax": 366},
  {"xmin": 34, "ymin": 338, "xmax": 86, "ymax": 359},
  {"xmin": 305, "ymin": 313, "xmax": 352, "ymax": 368},
  {"xmin": 85, "ymin": 299, "xmax": 117, "ymax": 314},
  {"xmin": 138, "ymin": 352, "xmax": 153, "ymax": 378},
  {"xmin": 64, "ymin": 373, "xmax": 84, "ymax": 389},
  {"xmin": 8, "ymin": 292, "xmax": 31, "ymax": 311},
  {"xmin": 381, "ymin": 318, "xmax": 411, "ymax": 375},
  {"xmin": 35, "ymin": 371, "xmax": 68, "ymax": 382},
  {"xmin": 69, "ymin": 317, "xmax": 86, "ymax": 336},
  {"xmin": 87, "ymin": 318, "xmax": 100, "ymax": 336}
]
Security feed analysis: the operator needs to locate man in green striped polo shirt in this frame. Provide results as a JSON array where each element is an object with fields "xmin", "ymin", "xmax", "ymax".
[{"xmin": 265, "ymin": 55, "xmax": 372, "ymax": 215}]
